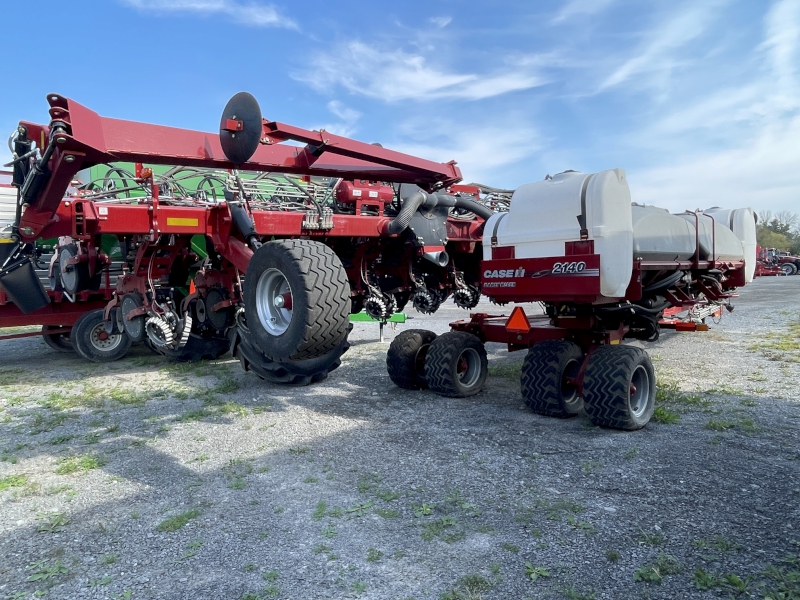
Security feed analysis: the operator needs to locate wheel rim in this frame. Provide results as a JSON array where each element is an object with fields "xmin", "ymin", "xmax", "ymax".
[
  {"xmin": 456, "ymin": 348, "xmax": 482, "ymax": 388},
  {"xmin": 782, "ymin": 264, "xmax": 793, "ymax": 275},
  {"xmin": 89, "ymin": 322, "xmax": 123, "ymax": 352},
  {"xmin": 629, "ymin": 364, "xmax": 651, "ymax": 418},
  {"xmin": 255, "ymin": 268, "xmax": 292, "ymax": 335},
  {"xmin": 560, "ymin": 358, "xmax": 580, "ymax": 404}
]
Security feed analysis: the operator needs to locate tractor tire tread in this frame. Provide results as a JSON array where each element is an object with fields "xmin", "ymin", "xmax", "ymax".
[
  {"xmin": 386, "ymin": 329, "xmax": 437, "ymax": 390},
  {"xmin": 245, "ymin": 240, "xmax": 350, "ymax": 361},
  {"xmin": 233, "ymin": 326, "xmax": 350, "ymax": 386},
  {"xmin": 521, "ymin": 340, "xmax": 583, "ymax": 418},
  {"xmin": 582, "ymin": 345, "xmax": 655, "ymax": 430},
  {"xmin": 425, "ymin": 331, "xmax": 487, "ymax": 397}
]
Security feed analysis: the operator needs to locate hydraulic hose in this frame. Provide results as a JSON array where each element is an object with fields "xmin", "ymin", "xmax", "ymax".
[
  {"xmin": 386, "ymin": 189, "xmax": 427, "ymax": 235},
  {"xmin": 642, "ymin": 270, "xmax": 683, "ymax": 294},
  {"xmin": 386, "ymin": 189, "xmax": 494, "ymax": 235},
  {"xmin": 453, "ymin": 196, "xmax": 493, "ymax": 220}
]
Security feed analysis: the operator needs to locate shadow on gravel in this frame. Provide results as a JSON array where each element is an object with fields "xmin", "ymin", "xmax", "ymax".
[{"xmin": 2, "ymin": 331, "xmax": 800, "ymax": 599}]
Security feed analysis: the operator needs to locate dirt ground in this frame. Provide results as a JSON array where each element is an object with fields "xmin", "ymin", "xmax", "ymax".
[{"xmin": 1, "ymin": 276, "xmax": 799, "ymax": 600}]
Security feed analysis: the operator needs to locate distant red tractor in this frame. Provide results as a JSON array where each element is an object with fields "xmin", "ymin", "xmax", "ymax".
[{"xmin": 757, "ymin": 247, "xmax": 798, "ymax": 276}]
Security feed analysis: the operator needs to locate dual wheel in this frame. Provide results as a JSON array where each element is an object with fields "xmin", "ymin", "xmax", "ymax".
[
  {"xmin": 387, "ymin": 330, "xmax": 656, "ymax": 430},
  {"xmin": 387, "ymin": 329, "xmax": 488, "ymax": 397},
  {"xmin": 522, "ymin": 341, "xmax": 655, "ymax": 430}
]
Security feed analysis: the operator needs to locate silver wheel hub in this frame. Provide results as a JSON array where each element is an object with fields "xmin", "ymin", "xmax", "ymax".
[
  {"xmin": 256, "ymin": 268, "xmax": 292, "ymax": 335},
  {"xmin": 456, "ymin": 348, "xmax": 481, "ymax": 388},
  {"xmin": 629, "ymin": 365, "xmax": 651, "ymax": 418},
  {"xmin": 89, "ymin": 322, "xmax": 123, "ymax": 351}
]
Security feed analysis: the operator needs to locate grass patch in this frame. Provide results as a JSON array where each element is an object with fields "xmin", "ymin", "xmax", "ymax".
[
  {"xmin": 633, "ymin": 553, "xmax": 682, "ymax": 584},
  {"xmin": 705, "ymin": 417, "xmax": 760, "ymax": 433},
  {"xmin": 488, "ymin": 361, "xmax": 522, "ymax": 379},
  {"xmin": 55, "ymin": 453, "xmax": 106, "ymax": 475},
  {"xmin": 0, "ymin": 474, "xmax": 27, "ymax": 492},
  {"xmin": 652, "ymin": 406, "xmax": 681, "ymax": 424},
  {"xmin": 442, "ymin": 574, "xmax": 493, "ymax": 600},
  {"xmin": 312, "ymin": 501, "xmax": 327, "ymax": 520},
  {"xmin": 156, "ymin": 508, "xmax": 201, "ymax": 532},
  {"xmin": 421, "ymin": 516, "xmax": 464, "ymax": 543},
  {"xmin": 751, "ymin": 317, "xmax": 800, "ymax": 361}
]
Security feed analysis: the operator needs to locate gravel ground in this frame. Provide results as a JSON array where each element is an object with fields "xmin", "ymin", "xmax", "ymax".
[{"xmin": 1, "ymin": 276, "xmax": 799, "ymax": 600}]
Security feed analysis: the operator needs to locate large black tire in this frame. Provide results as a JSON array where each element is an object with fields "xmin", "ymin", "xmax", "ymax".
[
  {"xmin": 386, "ymin": 329, "xmax": 437, "ymax": 390},
  {"xmin": 71, "ymin": 309, "xmax": 132, "ymax": 363},
  {"xmin": 521, "ymin": 340, "xmax": 584, "ymax": 418},
  {"xmin": 42, "ymin": 325, "xmax": 72, "ymax": 353},
  {"xmin": 232, "ymin": 327, "xmax": 349, "ymax": 386},
  {"xmin": 780, "ymin": 262, "xmax": 797, "ymax": 276},
  {"xmin": 244, "ymin": 240, "xmax": 350, "ymax": 362},
  {"xmin": 582, "ymin": 345, "xmax": 656, "ymax": 430},
  {"xmin": 425, "ymin": 331, "xmax": 487, "ymax": 398},
  {"xmin": 150, "ymin": 333, "xmax": 231, "ymax": 362}
]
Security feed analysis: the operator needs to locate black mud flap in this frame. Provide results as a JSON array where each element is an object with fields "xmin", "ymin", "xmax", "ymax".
[{"xmin": 0, "ymin": 252, "xmax": 50, "ymax": 313}]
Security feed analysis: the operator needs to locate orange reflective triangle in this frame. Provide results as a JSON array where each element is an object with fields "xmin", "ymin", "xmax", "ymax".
[
  {"xmin": 189, "ymin": 280, "xmax": 196, "ymax": 294},
  {"xmin": 505, "ymin": 306, "xmax": 531, "ymax": 333}
]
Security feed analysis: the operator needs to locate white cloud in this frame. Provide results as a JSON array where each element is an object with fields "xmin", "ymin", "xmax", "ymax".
[
  {"xmin": 316, "ymin": 100, "xmax": 361, "ymax": 138},
  {"xmin": 391, "ymin": 118, "xmax": 543, "ymax": 184},
  {"xmin": 550, "ymin": 0, "xmax": 615, "ymax": 25},
  {"xmin": 631, "ymin": 115, "xmax": 800, "ymax": 215},
  {"xmin": 630, "ymin": 0, "xmax": 800, "ymax": 216},
  {"xmin": 760, "ymin": 0, "xmax": 800, "ymax": 106},
  {"xmin": 294, "ymin": 41, "xmax": 546, "ymax": 102},
  {"xmin": 599, "ymin": 1, "xmax": 728, "ymax": 92},
  {"xmin": 119, "ymin": 0, "xmax": 297, "ymax": 29},
  {"xmin": 429, "ymin": 16, "xmax": 452, "ymax": 29}
]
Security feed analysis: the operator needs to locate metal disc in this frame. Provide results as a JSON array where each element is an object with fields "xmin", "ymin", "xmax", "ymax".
[
  {"xmin": 219, "ymin": 92, "xmax": 262, "ymax": 165},
  {"xmin": 121, "ymin": 293, "xmax": 145, "ymax": 342}
]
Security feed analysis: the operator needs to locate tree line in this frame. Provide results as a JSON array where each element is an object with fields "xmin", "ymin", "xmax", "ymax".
[{"xmin": 756, "ymin": 210, "xmax": 800, "ymax": 255}]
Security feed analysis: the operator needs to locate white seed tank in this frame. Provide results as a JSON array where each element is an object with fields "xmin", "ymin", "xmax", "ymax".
[{"xmin": 482, "ymin": 169, "xmax": 754, "ymax": 299}]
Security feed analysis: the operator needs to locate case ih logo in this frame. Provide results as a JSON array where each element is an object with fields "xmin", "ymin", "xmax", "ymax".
[{"xmin": 484, "ymin": 268, "xmax": 526, "ymax": 278}]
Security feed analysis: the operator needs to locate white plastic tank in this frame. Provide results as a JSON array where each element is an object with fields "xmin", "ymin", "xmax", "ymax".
[
  {"xmin": 0, "ymin": 172, "xmax": 16, "ymax": 230},
  {"xmin": 675, "ymin": 212, "xmax": 745, "ymax": 263},
  {"xmin": 484, "ymin": 169, "xmax": 633, "ymax": 298},
  {"xmin": 631, "ymin": 204, "xmax": 696, "ymax": 261},
  {"xmin": 703, "ymin": 207, "xmax": 757, "ymax": 283}
]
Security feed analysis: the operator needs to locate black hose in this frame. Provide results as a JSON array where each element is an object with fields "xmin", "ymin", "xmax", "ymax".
[
  {"xmin": 453, "ymin": 196, "xmax": 493, "ymax": 220},
  {"xmin": 386, "ymin": 189, "xmax": 427, "ymax": 235},
  {"xmin": 598, "ymin": 301, "xmax": 669, "ymax": 315},
  {"xmin": 642, "ymin": 270, "xmax": 683, "ymax": 294}
]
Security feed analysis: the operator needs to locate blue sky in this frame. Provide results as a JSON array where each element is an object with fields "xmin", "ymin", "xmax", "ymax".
[{"xmin": 1, "ymin": 0, "xmax": 798, "ymax": 215}]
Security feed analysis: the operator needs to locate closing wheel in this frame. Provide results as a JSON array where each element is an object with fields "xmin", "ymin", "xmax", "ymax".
[
  {"xmin": 243, "ymin": 240, "xmax": 350, "ymax": 362},
  {"xmin": 42, "ymin": 325, "xmax": 72, "ymax": 353},
  {"xmin": 425, "ymin": 331, "xmax": 488, "ymax": 397},
  {"xmin": 521, "ymin": 340, "xmax": 584, "ymax": 418},
  {"xmin": 582, "ymin": 345, "xmax": 656, "ymax": 430},
  {"xmin": 70, "ymin": 309, "xmax": 132, "ymax": 363},
  {"xmin": 232, "ymin": 326, "xmax": 350, "ymax": 386},
  {"xmin": 59, "ymin": 244, "xmax": 88, "ymax": 294},
  {"xmin": 780, "ymin": 262, "xmax": 797, "ymax": 276},
  {"xmin": 386, "ymin": 329, "xmax": 437, "ymax": 390},
  {"xmin": 150, "ymin": 333, "xmax": 231, "ymax": 362}
]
